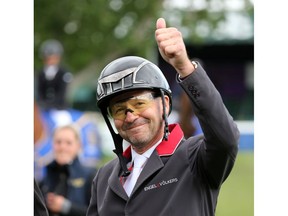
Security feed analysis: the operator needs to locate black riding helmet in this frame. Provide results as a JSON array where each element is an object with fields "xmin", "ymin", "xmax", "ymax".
[
  {"xmin": 97, "ymin": 56, "xmax": 172, "ymax": 110},
  {"xmin": 96, "ymin": 56, "xmax": 172, "ymax": 176},
  {"xmin": 39, "ymin": 39, "xmax": 64, "ymax": 59}
]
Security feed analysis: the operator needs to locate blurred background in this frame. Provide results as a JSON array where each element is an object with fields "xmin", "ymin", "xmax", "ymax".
[{"xmin": 34, "ymin": 0, "xmax": 254, "ymax": 215}]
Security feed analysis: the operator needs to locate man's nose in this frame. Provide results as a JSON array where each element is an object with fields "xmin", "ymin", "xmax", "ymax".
[
  {"xmin": 125, "ymin": 108, "xmax": 134, "ymax": 115},
  {"xmin": 124, "ymin": 108, "xmax": 137, "ymax": 121}
]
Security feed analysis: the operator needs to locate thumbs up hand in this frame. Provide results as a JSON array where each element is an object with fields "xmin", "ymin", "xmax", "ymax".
[{"xmin": 155, "ymin": 18, "xmax": 196, "ymax": 78}]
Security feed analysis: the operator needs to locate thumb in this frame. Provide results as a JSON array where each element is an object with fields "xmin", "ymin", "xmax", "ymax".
[{"xmin": 156, "ymin": 18, "xmax": 166, "ymax": 29}]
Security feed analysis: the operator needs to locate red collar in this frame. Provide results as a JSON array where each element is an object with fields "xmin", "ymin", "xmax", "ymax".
[{"xmin": 123, "ymin": 123, "xmax": 184, "ymax": 158}]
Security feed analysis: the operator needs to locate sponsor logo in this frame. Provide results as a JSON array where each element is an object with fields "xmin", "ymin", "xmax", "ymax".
[
  {"xmin": 69, "ymin": 178, "xmax": 85, "ymax": 188},
  {"xmin": 144, "ymin": 178, "xmax": 178, "ymax": 192}
]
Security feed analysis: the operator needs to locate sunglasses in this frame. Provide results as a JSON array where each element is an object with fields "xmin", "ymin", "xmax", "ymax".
[{"xmin": 108, "ymin": 92, "xmax": 159, "ymax": 120}]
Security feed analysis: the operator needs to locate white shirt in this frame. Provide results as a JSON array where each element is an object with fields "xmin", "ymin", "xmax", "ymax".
[
  {"xmin": 128, "ymin": 138, "xmax": 162, "ymax": 169},
  {"xmin": 123, "ymin": 139, "xmax": 162, "ymax": 196}
]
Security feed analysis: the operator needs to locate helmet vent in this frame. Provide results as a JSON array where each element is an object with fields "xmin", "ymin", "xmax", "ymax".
[{"xmin": 98, "ymin": 61, "xmax": 150, "ymax": 97}]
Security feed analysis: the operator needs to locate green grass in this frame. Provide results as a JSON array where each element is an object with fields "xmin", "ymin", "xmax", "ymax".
[{"xmin": 216, "ymin": 151, "xmax": 254, "ymax": 216}]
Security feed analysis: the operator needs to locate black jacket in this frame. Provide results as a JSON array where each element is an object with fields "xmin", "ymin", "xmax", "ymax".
[
  {"xmin": 34, "ymin": 178, "xmax": 49, "ymax": 216},
  {"xmin": 86, "ymin": 63, "xmax": 239, "ymax": 216},
  {"xmin": 40, "ymin": 157, "xmax": 96, "ymax": 216},
  {"xmin": 36, "ymin": 66, "xmax": 71, "ymax": 109}
]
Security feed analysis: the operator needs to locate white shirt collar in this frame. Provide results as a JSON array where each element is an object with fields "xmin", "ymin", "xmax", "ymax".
[
  {"xmin": 44, "ymin": 65, "xmax": 58, "ymax": 80},
  {"xmin": 130, "ymin": 138, "xmax": 162, "ymax": 163}
]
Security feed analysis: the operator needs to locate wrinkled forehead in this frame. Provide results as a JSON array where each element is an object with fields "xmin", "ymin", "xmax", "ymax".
[{"xmin": 109, "ymin": 90, "xmax": 154, "ymax": 105}]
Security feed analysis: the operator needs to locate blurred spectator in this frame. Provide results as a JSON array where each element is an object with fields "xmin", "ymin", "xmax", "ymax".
[
  {"xmin": 178, "ymin": 92, "xmax": 196, "ymax": 138},
  {"xmin": 39, "ymin": 124, "xmax": 96, "ymax": 216},
  {"xmin": 170, "ymin": 91, "xmax": 202, "ymax": 138},
  {"xmin": 36, "ymin": 39, "xmax": 73, "ymax": 110}
]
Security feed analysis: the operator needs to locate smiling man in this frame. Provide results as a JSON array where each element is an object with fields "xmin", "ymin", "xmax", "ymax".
[
  {"xmin": 86, "ymin": 18, "xmax": 239, "ymax": 216},
  {"xmin": 109, "ymin": 90, "xmax": 167, "ymax": 153}
]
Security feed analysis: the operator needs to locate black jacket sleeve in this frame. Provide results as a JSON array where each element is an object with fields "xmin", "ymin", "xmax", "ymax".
[
  {"xmin": 178, "ymin": 63, "xmax": 240, "ymax": 188},
  {"xmin": 34, "ymin": 178, "xmax": 49, "ymax": 216}
]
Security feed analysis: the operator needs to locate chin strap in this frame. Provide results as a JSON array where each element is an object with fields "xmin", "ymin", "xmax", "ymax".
[
  {"xmin": 101, "ymin": 108, "xmax": 131, "ymax": 177},
  {"xmin": 160, "ymin": 90, "xmax": 169, "ymax": 141}
]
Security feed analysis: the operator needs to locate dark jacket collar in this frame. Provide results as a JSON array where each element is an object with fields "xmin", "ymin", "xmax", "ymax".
[
  {"xmin": 47, "ymin": 157, "xmax": 82, "ymax": 177},
  {"xmin": 123, "ymin": 123, "xmax": 184, "ymax": 159}
]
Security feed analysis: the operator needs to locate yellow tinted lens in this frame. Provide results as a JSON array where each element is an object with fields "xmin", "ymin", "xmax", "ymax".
[{"xmin": 110, "ymin": 93, "xmax": 155, "ymax": 120}]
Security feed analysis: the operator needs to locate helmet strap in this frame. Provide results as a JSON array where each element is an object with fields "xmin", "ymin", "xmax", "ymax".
[
  {"xmin": 100, "ymin": 108, "xmax": 131, "ymax": 177},
  {"xmin": 160, "ymin": 90, "xmax": 169, "ymax": 141}
]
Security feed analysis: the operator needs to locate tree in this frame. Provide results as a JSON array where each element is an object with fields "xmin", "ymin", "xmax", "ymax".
[
  {"xmin": 34, "ymin": 0, "xmax": 253, "ymax": 107},
  {"xmin": 34, "ymin": 0, "xmax": 163, "ymax": 73}
]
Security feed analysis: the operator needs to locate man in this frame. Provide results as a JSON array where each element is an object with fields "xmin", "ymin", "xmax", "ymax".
[
  {"xmin": 36, "ymin": 39, "xmax": 73, "ymax": 110},
  {"xmin": 87, "ymin": 18, "xmax": 239, "ymax": 216}
]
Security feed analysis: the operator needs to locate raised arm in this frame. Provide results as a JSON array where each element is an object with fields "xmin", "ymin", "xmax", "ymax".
[{"xmin": 155, "ymin": 17, "xmax": 240, "ymax": 188}]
